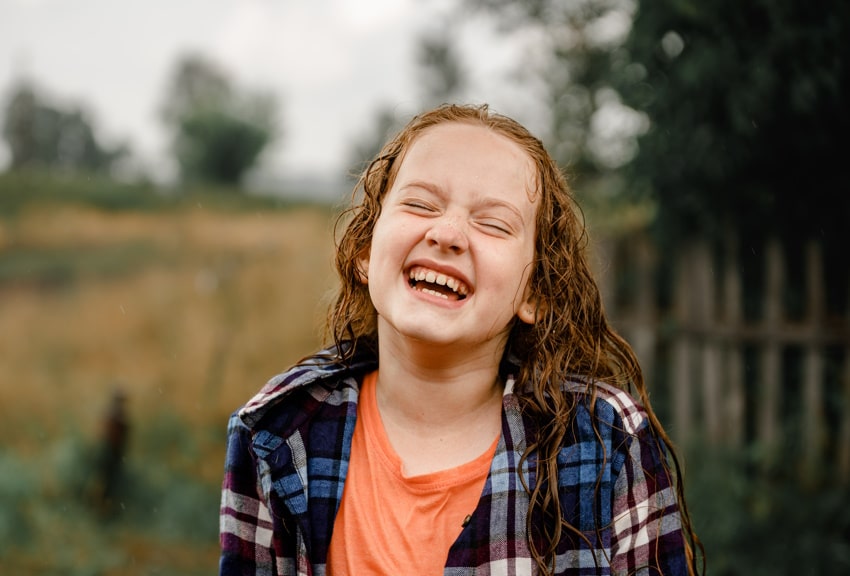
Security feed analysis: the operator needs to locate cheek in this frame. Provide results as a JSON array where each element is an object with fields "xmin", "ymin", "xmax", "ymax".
[
  {"xmin": 372, "ymin": 217, "xmax": 413, "ymax": 259},
  {"xmin": 364, "ymin": 228, "xmax": 399, "ymax": 282},
  {"xmin": 368, "ymin": 218, "xmax": 393, "ymax": 255}
]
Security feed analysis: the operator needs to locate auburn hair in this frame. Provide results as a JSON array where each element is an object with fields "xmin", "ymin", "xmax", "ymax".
[{"xmin": 328, "ymin": 103, "xmax": 701, "ymax": 575}]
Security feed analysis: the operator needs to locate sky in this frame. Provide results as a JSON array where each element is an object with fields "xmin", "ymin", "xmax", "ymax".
[{"xmin": 0, "ymin": 0, "xmax": 537, "ymax": 186}]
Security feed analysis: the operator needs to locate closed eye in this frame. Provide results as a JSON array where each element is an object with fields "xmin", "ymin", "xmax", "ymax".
[
  {"xmin": 402, "ymin": 201, "xmax": 430, "ymax": 210},
  {"xmin": 401, "ymin": 200, "xmax": 439, "ymax": 214},
  {"xmin": 476, "ymin": 219, "xmax": 513, "ymax": 236}
]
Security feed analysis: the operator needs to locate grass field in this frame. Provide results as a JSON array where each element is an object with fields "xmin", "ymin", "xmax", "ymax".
[{"xmin": 0, "ymin": 182, "xmax": 340, "ymax": 574}]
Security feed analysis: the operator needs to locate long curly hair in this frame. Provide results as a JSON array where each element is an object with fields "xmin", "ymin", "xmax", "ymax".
[{"xmin": 328, "ymin": 103, "xmax": 701, "ymax": 574}]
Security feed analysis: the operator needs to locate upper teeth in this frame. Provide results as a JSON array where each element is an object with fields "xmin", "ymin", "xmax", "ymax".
[{"xmin": 409, "ymin": 267, "xmax": 469, "ymax": 296}]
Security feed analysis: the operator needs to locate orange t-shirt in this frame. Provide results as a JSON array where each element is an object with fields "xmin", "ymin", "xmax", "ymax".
[{"xmin": 327, "ymin": 371, "xmax": 498, "ymax": 575}]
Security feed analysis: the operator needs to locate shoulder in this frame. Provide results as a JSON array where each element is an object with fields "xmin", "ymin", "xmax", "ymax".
[
  {"xmin": 236, "ymin": 344, "xmax": 378, "ymax": 431},
  {"xmin": 565, "ymin": 380, "xmax": 649, "ymax": 437}
]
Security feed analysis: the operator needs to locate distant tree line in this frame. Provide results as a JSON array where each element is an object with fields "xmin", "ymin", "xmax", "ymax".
[
  {"xmin": 1, "ymin": 54, "xmax": 277, "ymax": 188},
  {"xmin": 2, "ymin": 82, "xmax": 127, "ymax": 173}
]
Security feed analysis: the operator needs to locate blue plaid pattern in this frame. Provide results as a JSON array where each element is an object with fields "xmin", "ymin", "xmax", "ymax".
[{"xmin": 220, "ymin": 347, "xmax": 689, "ymax": 575}]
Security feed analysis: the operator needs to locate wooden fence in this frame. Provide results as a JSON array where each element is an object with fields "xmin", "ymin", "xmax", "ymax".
[{"xmin": 594, "ymin": 234, "xmax": 850, "ymax": 482}]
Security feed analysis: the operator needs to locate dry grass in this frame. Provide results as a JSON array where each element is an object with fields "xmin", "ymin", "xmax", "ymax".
[
  {"xmin": 1, "ymin": 203, "xmax": 338, "ymax": 445},
  {"xmin": 0, "ymin": 202, "xmax": 339, "ymax": 572}
]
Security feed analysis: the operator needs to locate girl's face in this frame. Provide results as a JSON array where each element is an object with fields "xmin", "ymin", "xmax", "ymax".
[{"xmin": 361, "ymin": 122, "xmax": 538, "ymax": 355}]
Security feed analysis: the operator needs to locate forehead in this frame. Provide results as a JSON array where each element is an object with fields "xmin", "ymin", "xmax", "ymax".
[{"xmin": 393, "ymin": 122, "xmax": 538, "ymax": 204}]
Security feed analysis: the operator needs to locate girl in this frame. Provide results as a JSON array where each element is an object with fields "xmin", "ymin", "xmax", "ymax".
[{"xmin": 220, "ymin": 104, "xmax": 702, "ymax": 575}]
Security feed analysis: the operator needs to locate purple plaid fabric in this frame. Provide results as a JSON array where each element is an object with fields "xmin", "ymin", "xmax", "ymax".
[{"xmin": 220, "ymin": 347, "xmax": 689, "ymax": 575}]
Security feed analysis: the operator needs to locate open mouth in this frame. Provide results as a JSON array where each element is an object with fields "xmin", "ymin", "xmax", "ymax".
[{"xmin": 408, "ymin": 266, "xmax": 469, "ymax": 301}]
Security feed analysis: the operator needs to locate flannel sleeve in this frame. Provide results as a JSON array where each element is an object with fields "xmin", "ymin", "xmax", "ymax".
[
  {"xmin": 610, "ymin": 426, "xmax": 689, "ymax": 576},
  {"xmin": 220, "ymin": 412, "xmax": 278, "ymax": 576}
]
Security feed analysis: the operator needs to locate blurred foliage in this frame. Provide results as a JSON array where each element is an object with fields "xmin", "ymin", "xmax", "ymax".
[
  {"xmin": 177, "ymin": 109, "xmax": 270, "ymax": 185},
  {"xmin": 417, "ymin": 23, "xmax": 467, "ymax": 109},
  {"xmin": 0, "ymin": 170, "xmax": 169, "ymax": 215},
  {"xmin": 0, "ymin": 241, "xmax": 162, "ymax": 288},
  {"xmin": 346, "ymin": 22, "xmax": 466, "ymax": 180},
  {"xmin": 1, "ymin": 80, "xmax": 128, "ymax": 174},
  {"xmin": 161, "ymin": 54, "xmax": 277, "ymax": 186},
  {"xmin": 617, "ymin": 0, "xmax": 850, "ymax": 246},
  {"xmin": 464, "ymin": 0, "xmax": 642, "ymax": 178},
  {"xmin": 462, "ymin": 0, "xmax": 850, "ymax": 247},
  {"xmin": 345, "ymin": 106, "xmax": 402, "ymax": 181},
  {"xmin": 687, "ymin": 446, "xmax": 850, "ymax": 575},
  {"xmin": 0, "ymin": 418, "xmax": 220, "ymax": 575},
  {"xmin": 0, "ymin": 170, "xmax": 305, "ymax": 217},
  {"xmin": 0, "ymin": 452, "xmax": 36, "ymax": 554}
]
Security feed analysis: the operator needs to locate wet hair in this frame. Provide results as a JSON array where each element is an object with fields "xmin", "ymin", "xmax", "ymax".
[{"xmin": 328, "ymin": 103, "xmax": 702, "ymax": 574}]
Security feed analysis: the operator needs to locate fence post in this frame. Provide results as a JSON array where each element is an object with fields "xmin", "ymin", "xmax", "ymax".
[
  {"xmin": 695, "ymin": 240, "xmax": 722, "ymax": 444},
  {"xmin": 802, "ymin": 240, "xmax": 825, "ymax": 482},
  {"xmin": 839, "ymin": 283, "xmax": 850, "ymax": 483},
  {"xmin": 723, "ymin": 234, "xmax": 744, "ymax": 447},
  {"xmin": 758, "ymin": 239, "xmax": 783, "ymax": 460},
  {"xmin": 672, "ymin": 243, "xmax": 695, "ymax": 447},
  {"xmin": 594, "ymin": 235, "xmax": 617, "ymax": 320},
  {"xmin": 631, "ymin": 235, "xmax": 657, "ymax": 390}
]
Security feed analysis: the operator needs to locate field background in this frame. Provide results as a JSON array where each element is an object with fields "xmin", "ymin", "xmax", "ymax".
[{"xmin": 0, "ymin": 173, "xmax": 339, "ymax": 574}]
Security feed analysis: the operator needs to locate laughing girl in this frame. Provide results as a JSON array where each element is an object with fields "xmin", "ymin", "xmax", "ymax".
[{"xmin": 220, "ymin": 104, "xmax": 702, "ymax": 575}]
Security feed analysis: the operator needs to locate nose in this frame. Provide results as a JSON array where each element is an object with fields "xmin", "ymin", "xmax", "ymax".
[{"xmin": 425, "ymin": 216, "xmax": 468, "ymax": 254}]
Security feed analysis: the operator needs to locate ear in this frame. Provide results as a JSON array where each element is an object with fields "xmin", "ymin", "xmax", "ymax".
[
  {"xmin": 517, "ymin": 297, "xmax": 545, "ymax": 324},
  {"xmin": 355, "ymin": 254, "xmax": 369, "ymax": 285}
]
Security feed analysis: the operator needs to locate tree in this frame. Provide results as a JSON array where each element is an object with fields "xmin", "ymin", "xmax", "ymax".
[
  {"xmin": 345, "ymin": 106, "xmax": 402, "ymax": 181},
  {"xmin": 462, "ymin": 0, "xmax": 850, "ymax": 257},
  {"xmin": 2, "ymin": 83, "xmax": 38, "ymax": 167},
  {"xmin": 2, "ymin": 81, "xmax": 126, "ymax": 173},
  {"xmin": 346, "ymin": 23, "xmax": 466, "ymax": 180},
  {"xmin": 616, "ymin": 0, "xmax": 850, "ymax": 246},
  {"xmin": 417, "ymin": 25, "xmax": 466, "ymax": 108},
  {"xmin": 462, "ymin": 0, "xmax": 643, "ymax": 180},
  {"xmin": 161, "ymin": 54, "xmax": 277, "ymax": 186}
]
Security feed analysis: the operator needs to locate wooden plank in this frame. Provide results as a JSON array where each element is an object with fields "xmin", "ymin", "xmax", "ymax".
[
  {"xmin": 802, "ymin": 240, "xmax": 825, "ymax": 481},
  {"xmin": 695, "ymin": 240, "xmax": 722, "ymax": 444},
  {"xmin": 758, "ymin": 239, "xmax": 783, "ymax": 458},
  {"xmin": 630, "ymin": 235, "xmax": 657, "ymax": 391},
  {"xmin": 723, "ymin": 234, "xmax": 744, "ymax": 447},
  {"xmin": 672, "ymin": 243, "xmax": 695, "ymax": 447},
  {"xmin": 593, "ymin": 235, "xmax": 617, "ymax": 319},
  {"xmin": 839, "ymin": 282, "xmax": 850, "ymax": 483}
]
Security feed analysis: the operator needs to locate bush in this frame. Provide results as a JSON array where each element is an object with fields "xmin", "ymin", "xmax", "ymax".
[
  {"xmin": 1, "ymin": 417, "xmax": 221, "ymax": 574},
  {"xmin": 687, "ymin": 446, "xmax": 850, "ymax": 575}
]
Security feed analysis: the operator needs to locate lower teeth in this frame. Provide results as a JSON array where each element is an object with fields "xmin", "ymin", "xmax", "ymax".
[{"xmin": 421, "ymin": 287, "xmax": 448, "ymax": 299}]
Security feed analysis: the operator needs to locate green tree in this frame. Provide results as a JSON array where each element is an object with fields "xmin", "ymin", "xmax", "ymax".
[
  {"xmin": 464, "ymin": 0, "xmax": 849, "ymax": 309},
  {"xmin": 2, "ymin": 81, "xmax": 126, "ymax": 173},
  {"xmin": 463, "ymin": 0, "xmax": 641, "ymax": 180},
  {"xmin": 161, "ymin": 54, "xmax": 277, "ymax": 186},
  {"xmin": 616, "ymin": 0, "xmax": 850, "ymax": 245}
]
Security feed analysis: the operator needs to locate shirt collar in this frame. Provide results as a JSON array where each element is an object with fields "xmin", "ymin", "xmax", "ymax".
[{"xmin": 238, "ymin": 343, "xmax": 377, "ymax": 429}]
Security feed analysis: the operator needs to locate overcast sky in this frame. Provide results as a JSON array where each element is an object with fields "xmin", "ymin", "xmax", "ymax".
[{"xmin": 0, "ymin": 0, "xmax": 538, "ymax": 182}]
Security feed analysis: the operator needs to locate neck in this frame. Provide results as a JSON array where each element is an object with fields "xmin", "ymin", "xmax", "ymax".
[{"xmin": 374, "ymin": 328, "xmax": 507, "ymax": 429}]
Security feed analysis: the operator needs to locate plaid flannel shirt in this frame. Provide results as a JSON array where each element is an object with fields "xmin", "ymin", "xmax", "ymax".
[{"xmin": 220, "ymin": 346, "xmax": 689, "ymax": 575}]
